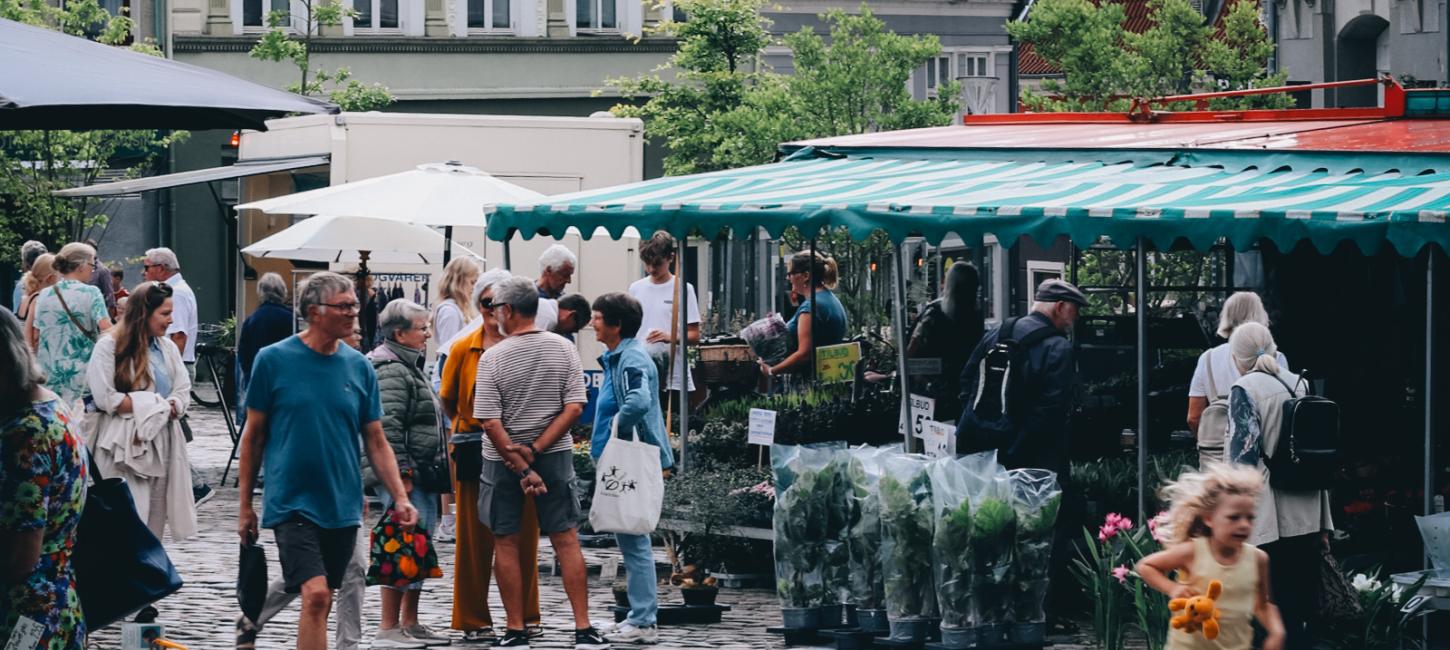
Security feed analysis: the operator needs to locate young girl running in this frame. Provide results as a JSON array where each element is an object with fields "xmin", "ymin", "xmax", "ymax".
[{"xmin": 1136, "ymin": 464, "xmax": 1286, "ymax": 650}]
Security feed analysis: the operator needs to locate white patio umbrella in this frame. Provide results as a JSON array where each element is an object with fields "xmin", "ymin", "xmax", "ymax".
[
  {"xmin": 241, "ymin": 214, "xmax": 480, "ymax": 267},
  {"xmin": 235, "ymin": 161, "xmax": 544, "ymax": 227}
]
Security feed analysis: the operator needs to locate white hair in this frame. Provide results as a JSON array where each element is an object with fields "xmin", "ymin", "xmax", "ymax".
[
  {"xmin": 538, "ymin": 244, "xmax": 578, "ymax": 274},
  {"xmin": 257, "ymin": 272, "xmax": 288, "ymax": 305},
  {"xmin": 471, "ymin": 268, "xmax": 513, "ymax": 307},
  {"xmin": 1216, "ymin": 291, "xmax": 1271, "ymax": 339},
  {"xmin": 1228, "ymin": 321, "xmax": 1280, "ymax": 376},
  {"xmin": 144, "ymin": 247, "xmax": 180, "ymax": 272},
  {"xmin": 298, "ymin": 272, "xmax": 354, "ymax": 323},
  {"xmin": 379, "ymin": 299, "xmax": 429, "ymax": 343}
]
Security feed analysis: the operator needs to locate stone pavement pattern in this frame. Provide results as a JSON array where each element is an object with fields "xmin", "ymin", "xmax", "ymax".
[{"xmin": 87, "ymin": 406, "xmax": 1097, "ymax": 650}]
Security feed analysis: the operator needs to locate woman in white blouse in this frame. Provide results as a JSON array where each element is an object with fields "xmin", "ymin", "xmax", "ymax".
[{"xmin": 1186, "ymin": 292, "xmax": 1288, "ymax": 463}]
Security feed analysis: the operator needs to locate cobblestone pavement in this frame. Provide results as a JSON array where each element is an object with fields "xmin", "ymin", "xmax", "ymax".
[{"xmin": 87, "ymin": 406, "xmax": 1096, "ymax": 650}]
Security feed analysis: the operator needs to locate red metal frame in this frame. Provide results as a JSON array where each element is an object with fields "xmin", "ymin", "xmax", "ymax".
[{"xmin": 970, "ymin": 76, "xmax": 1408, "ymax": 124}]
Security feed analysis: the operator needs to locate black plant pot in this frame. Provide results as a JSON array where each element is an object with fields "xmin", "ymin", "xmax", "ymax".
[{"xmin": 681, "ymin": 586, "xmax": 719, "ymax": 607}]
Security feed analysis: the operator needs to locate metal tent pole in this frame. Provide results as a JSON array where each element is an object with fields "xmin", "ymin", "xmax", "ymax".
[
  {"xmin": 678, "ymin": 236, "xmax": 691, "ymax": 474},
  {"xmin": 894, "ymin": 241, "xmax": 914, "ymax": 452},
  {"xmin": 1427, "ymin": 247, "xmax": 1439, "ymax": 553},
  {"xmin": 443, "ymin": 225, "xmax": 453, "ymax": 265},
  {"xmin": 810, "ymin": 237, "xmax": 818, "ymax": 385},
  {"xmin": 1136, "ymin": 237, "xmax": 1149, "ymax": 523}
]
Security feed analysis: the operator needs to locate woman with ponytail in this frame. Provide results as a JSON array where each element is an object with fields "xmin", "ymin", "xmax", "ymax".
[
  {"xmin": 1224, "ymin": 321, "xmax": 1332, "ymax": 650},
  {"xmin": 760, "ymin": 250, "xmax": 848, "ymax": 378}
]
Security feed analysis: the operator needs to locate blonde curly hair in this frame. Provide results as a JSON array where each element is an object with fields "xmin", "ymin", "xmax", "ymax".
[{"xmin": 1159, "ymin": 463, "xmax": 1263, "ymax": 544}]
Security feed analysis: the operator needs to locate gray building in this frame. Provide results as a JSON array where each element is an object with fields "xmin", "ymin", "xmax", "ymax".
[{"xmin": 1273, "ymin": 0, "xmax": 1447, "ymax": 106}]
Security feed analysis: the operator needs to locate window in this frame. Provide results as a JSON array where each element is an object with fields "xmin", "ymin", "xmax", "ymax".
[
  {"xmin": 924, "ymin": 55, "xmax": 950, "ymax": 97},
  {"xmin": 958, "ymin": 53, "xmax": 989, "ymax": 78},
  {"xmin": 468, "ymin": 0, "xmax": 509, "ymax": 30},
  {"xmin": 243, "ymin": 0, "xmax": 288, "ymax": 28},
  {"xmin": 917, "ymin": 50, "xmax": 993, "ymax": 99},
  {"xmin": 353, "ymin": 0, "xmax": 399, "ymax": 31},
  {"xmin": 577, "ymin": 0, "xmax": 617, "ymax": 31}
]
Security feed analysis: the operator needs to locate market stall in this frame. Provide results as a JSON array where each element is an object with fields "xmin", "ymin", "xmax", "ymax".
[{"xmin": 486, "ymin": 78, "xmax": 1447, "ymax": 648}]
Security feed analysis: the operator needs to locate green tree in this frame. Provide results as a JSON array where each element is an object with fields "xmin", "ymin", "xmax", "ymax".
[
  {"xmin": 1201, "ymin": 0, "xmax": 1291, "ymax": 108},
  {"xmin": 609, "ymin": 0, "xmax": 960, "ymax": 175},
  {"xmin": 1123, "ymin": 0, "xmax": 1210, "ymax": 100},
  {"xmin": 0, "ymin": 0, "xmax": 184, "ymax": 263},
  {"xmin": 1007, "ymin": 0, "xmax": 1132, "ymax": 111},
  {"xmin": 249, "ymin": 0, "xmax": 394, "ymax": 110}
]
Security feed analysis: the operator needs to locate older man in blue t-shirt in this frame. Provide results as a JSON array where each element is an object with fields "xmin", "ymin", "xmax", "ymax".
[{"xmin": 237, "ymin": 272, "xmax": 417, "ymax": 650}]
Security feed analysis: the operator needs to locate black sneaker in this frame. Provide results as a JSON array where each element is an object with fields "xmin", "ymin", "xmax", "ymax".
[
  {"xmin": 574, "ymin": 627, "xmax": 611, "ymax": 650},
  {"xmin": 193, "ymin": 484, "xmax": 215, "ymax": 506},
  {"xmin": 235, "ymin": 616, "xmax": 258, "ymax": 650},
  {"xmin": 492, "ymin": 629, "xmax": 529, "ymax": 648}
]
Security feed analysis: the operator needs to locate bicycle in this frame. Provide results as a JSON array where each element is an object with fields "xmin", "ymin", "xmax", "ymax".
[{"xmin": 191, "ymin": 323, "xmax": 234, "ymax": 408}]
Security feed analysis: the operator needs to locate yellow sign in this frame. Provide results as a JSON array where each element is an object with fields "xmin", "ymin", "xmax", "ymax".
[{"xmin": 815, "ymin": 342, "xmax": 862, "ymax": 384}]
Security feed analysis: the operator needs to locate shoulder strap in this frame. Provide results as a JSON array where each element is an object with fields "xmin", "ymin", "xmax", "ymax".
[
  {"xmin": 1204, "ymin": 350, "xmax": 1222, "ymax": 400},
  {"xmin": 1014, "ymin": 319, "xmax": 1064, "ymax": 349},
  {"xmin": 996, "ymin": 317, "xmax": 1020, "ymax": 344},
  {"xmin": 52, "ymin": 284, "xmax": 98, "ymax": 342},
  {"xmin": 1256, "ymin": 370, "xmax": 1298, "ymax": 397}
]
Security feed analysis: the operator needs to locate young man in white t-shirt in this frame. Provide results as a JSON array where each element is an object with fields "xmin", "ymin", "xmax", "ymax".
[{"xmin": 627, "ymin": 232, "xmax": 700, "ymax": 393}]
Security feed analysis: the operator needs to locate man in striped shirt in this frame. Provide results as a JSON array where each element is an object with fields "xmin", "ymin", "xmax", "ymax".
[{"xmin": 473, "ymin": 275, "xmax": 609, "ymax": 650}]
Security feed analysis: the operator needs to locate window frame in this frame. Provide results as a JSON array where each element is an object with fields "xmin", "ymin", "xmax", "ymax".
[
  {"xmin": 575, "ymin": 0, "xmax": 620, "ymax": 32},
  {"xmin": 916, "ymin": 48, "xmax": 995, "ymax": 101},
  {"xmin": 466, "ymin": 0, "xmax": 513, "ymax": 33},
  {"xmin": 352, "ymin": 0, "xmax": 403, "ymax": 34}
]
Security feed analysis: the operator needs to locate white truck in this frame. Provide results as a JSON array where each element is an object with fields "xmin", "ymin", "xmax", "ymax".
[{"xmin": 235, "ymin": 111, "xmax": 663, "ymax": 367}]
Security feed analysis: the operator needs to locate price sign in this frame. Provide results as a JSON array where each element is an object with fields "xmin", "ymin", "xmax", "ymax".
[
  {"xmin": 815, "ymin": 342, "xmax": 862, "ymax": 385},
  {"xmin": 899, "ymin": 393, "xmax": 936, "ymax": 435},
  {"xmin": 921, "ymin": 420, "xmax": 957, "ymax": 458},
  {"xmin": 748, "ymin": 408, "xmax": 777, "ymax": 446},
  {"xmin": 907, "ymin": 357, "xmax": 943, "ymax": 376}
]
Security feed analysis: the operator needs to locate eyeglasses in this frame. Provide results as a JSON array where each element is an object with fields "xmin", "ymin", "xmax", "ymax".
[
  {"xmin": 320, "ymin": 301, "xmax": 361, "ymax": 313},
  {"xmin": 478, "ymin": 298, "xmax": 495, "ymax": 310}
]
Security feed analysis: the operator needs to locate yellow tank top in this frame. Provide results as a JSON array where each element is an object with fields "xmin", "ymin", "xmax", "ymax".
[{"xmin": 1165, "ymin": 536, "xmax": 1258, "ymax": 650}]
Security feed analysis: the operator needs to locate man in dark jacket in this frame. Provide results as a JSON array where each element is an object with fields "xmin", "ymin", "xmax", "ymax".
[{"xmin": 954, "ymin": 279, "xmax": 1086, "ymax": 476}]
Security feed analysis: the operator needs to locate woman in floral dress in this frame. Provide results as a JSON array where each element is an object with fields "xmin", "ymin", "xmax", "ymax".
[
  {"xmin": 1, "ymin": 307, "xmax": 89, "ymax": 649},
  {"xmin": 26, "ymin": 243, "xmax": 112, "ymax": 404}
]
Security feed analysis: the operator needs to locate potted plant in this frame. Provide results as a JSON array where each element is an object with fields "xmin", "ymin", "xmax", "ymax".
[
  {"xmin": 970, "ymin": 494, "xmax": 1016, "ymax": 645},
  {"xmin": 774, "ymin": 459, "xmax": 829, "ymax": 629},
  {"xmin": 678, "ymin": 571, "xmax": 720, "ymax": 607},
  {"xmin": 933, "ymin": 498, "xmax": 975, "ymax": 648},
  {"xmin": 846, "ymin": 447, "xmax": 890, "ymax": 634},
  {"xmin": 877, "ymin": 457, "xmax": 937, "ymax": 642},
  {"xmin": 1009, "ymin": 469, "xmax": 1061, "ymax": 645}
]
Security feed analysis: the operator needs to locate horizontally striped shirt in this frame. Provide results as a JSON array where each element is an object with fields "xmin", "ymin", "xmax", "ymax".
[{"xmin": 473, "ymin": 330, "xmax": 587, "ymax": 461}]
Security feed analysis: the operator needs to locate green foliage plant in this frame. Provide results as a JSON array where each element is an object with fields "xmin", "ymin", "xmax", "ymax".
[
  {"xmin": 845, "ymin": 446, "xmax": 891, "ymax": 609},
  {"xmin": 248, "ymin": 0, "xmax": 393, "ymax": 110},
  {"xmin": 970, "ymin": 495, "xmax": 1016, "ymax": 626},
  {"xmin": 877, "ymin": 457, "xmax": 937, "ymax": 621},
  {"xmin": 1011, "ymin": 470, "xmax": 1061, "ymax": 624}
]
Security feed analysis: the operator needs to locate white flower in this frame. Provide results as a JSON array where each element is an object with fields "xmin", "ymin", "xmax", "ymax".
[{"xmin": 1351, "ymin": 573, "xmax": 1382, "ymax": 593}]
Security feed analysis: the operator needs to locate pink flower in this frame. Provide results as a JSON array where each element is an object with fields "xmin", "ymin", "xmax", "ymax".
[
  {"xmin": 1111, "ymin": 566, "xmax": 1131, "ymax": 584},
  {"xmin": 1098, "ymin": 513, "xmax": 1136, "ymax": 542}
]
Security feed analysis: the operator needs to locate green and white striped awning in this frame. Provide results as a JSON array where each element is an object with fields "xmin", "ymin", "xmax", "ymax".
[{"xmin": 484, "ymin": 153, "xmax": 1450, "ymax": 254}]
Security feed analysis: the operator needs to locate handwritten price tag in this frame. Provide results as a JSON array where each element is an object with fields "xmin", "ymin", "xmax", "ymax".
[
  {"xmin": 748, "ymin": 408, "xmax": 777, "ymax": 446},
  {"xmin": 921, "ymin": 420, "xmax": 957, "ymax": 459}
]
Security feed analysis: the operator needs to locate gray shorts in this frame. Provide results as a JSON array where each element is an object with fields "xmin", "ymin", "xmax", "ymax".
[{"xmin": 478, "ymin": 452, "xmax": 580, "ymax": 536}]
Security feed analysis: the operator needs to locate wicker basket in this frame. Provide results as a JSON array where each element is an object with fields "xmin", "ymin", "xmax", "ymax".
[{"xmin": 699, "ymin": 344, "xmax": 758, "ymax": 384}]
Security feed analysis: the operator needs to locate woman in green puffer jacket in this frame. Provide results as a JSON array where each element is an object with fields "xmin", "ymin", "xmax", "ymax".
[{"xmin": 365, "ymin": 299, "xmax": 452, "ymax": 646}]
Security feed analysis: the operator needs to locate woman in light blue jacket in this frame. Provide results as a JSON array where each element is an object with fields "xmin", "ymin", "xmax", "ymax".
[{"xmin": 588, "ymin": 292, "xmax": 674, "ymax": 645}]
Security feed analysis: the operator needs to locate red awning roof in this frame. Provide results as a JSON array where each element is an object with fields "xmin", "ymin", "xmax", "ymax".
[{"xmin": 790, "ymin": 120, "xmax": 1398, "ymax": 151}]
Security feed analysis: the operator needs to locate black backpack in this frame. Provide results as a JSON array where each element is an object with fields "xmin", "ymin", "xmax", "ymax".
[
  {"xmin": 1261, "ymin": 372, "xmax": 1340, "ymax": 490},
  {"xmin": 959, "ymin": 317, "xmax": 1063, "ymax": 450}
]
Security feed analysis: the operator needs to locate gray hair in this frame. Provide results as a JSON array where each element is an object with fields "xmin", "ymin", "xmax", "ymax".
[
  {"xmin": 298, "ymin": 272, "xmax": 355, "ymax": 323},
  {"xmin": 1228, "ymin": 321, "xmax": 1280, "ymax": 376},
  {"xmin": 53, "ymin": 242, "xmax": 96, "ymax": 276},
  {"xmin": 20, "ymin": 241, "xmax": 46, "ymax": 271},
  {"xmin": 144, "ymin": 247, "xmax": 180, "ymax": 273},
  {"xmin": 0, "ymin": 308, "xmax": 45, "ymax": 398},
  {"xmin": 257, "ymin": 272, "xmax": 288, "ymax": 305},
  {"xmin": 379, "ymin": 299, "xmax": 430, "ymax": 343},
  {"xmin": 471, "ymin": 268, "xmax": 513, "ymax": 307},
  {"xmin": 1216, "ymin": 291, "xmax": 1271, "ymax": 339},
  {"xmin": 493, "ymin": 276, "xmax": 540, "ymax": 317},
  {"xmin": 538, "ymin": 244, "xmax": 578, "ymax": 274}
]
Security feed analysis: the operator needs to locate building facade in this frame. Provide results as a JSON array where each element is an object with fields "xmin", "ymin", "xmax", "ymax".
[{"xmin": 1274, "ymin": 0, "xmax": 1446, "ymax": 106}]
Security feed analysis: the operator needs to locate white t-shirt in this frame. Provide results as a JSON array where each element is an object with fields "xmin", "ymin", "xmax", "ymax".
[
  {"xmin": 629, "ymin": 276, "xmax": 700, "ymax": 392},
  {"xmin": 1188, "ymin": 343, "xmax": 1291, "ymax": 398},
  {"xmin": 165, "ymin": 273, "xmax": 198, "ymax": 363},
  {"xmin": 535, "ymin": 298, "xmax": 559, "ymax": 334}
]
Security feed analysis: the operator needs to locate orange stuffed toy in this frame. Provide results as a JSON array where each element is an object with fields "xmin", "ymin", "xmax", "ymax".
[{"xmin": 1168, "ymin": 580, "xmax": 1223, "ymax": 640}]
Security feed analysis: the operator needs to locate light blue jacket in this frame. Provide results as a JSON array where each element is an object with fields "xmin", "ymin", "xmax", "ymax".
[{"xmin": 591, "ymin": 337, "xmax": 674, "ymax": 470}]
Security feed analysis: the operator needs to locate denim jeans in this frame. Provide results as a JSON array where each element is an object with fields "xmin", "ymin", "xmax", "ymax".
[{"xmin": 615, "ymin": 532, "xmax": 658, "ymax": 627}]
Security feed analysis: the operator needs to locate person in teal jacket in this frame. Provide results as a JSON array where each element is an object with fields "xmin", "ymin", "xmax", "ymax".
[{"xmin": 589, "ymin": 291, "xmax": 674, "ymax": 645}]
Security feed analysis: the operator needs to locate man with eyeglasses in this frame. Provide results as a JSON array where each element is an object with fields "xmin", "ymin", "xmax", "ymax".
[{"xmin": 237, "ymin": 272, "xmax": 419, "ymax": 650}]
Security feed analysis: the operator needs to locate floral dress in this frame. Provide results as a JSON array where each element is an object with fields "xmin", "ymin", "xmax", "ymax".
[
  {"xmin": 32, "ymin": 279, "xmax": 107, "ymax": 404},
  {"xmin": 0, "ymin": 391, "xmax": 88, "ymax": 649}
]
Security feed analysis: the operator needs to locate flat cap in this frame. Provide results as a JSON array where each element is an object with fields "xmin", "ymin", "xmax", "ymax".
[{"xmin": 1035, "ymin": 279, "xmax": 1088, "ymax": 307}]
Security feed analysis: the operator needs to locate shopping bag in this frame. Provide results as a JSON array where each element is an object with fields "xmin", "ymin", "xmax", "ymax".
[
  {"xmin": 237, "ymin": 542, "xmax": 268, "ymax": 624},
  {"xmin": 73, "ymin": 454, "xmax": 184, "ymax": 629},
  {"xmin": 365, "ymin": 505, "xmax": 443, "ymax": 589},
  {"xmin": 588, "ymin": 417, "xmax": 664, "ymax": 535}
]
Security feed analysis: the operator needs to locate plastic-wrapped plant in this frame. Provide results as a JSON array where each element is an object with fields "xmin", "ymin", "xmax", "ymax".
[
  {"xmin": 1010, "ymin": 468, "xmax": 1061, "ymax": 624},
  {"xmin": 933, "ymin": 498, "xmax": 974, "ymax": 628},
  {"xmin": 878, "ymin": 456, "xmax": 937, "ymax": 621},
  {"xmin": 819, "ymin": 457, "xmax": 853, "ymax": 606},
  {"xmin": 846, "ymin": 446, "xmax": 891, "ymax": 609},
  {"xmin": 774, "ymin": 467, "xmax": 826, "ymax": 608},
  {"xmin": 971, "ymin": 495, "xmax": 1017, "ymax": 626}
]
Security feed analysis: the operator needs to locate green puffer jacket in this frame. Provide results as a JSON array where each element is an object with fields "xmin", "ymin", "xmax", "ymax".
[{"xmin": 364, "ymin": 339, "xmax": 446, "ymax": 491}]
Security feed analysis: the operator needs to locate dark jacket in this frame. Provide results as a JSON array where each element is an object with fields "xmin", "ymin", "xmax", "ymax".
[
  {"xmin": 955, "ymin": 312, "xmax": 1075, "ymax": 476},
  {"xmin": 238, "ymin": 302, "xmax": 294, "ymax": 386},
  {"xmin": 364, "ymin": 340, "xmax": 445, "ymax": 490}
]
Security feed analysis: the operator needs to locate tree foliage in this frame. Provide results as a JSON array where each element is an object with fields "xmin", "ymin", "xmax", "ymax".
[
  {"xmin": 0, "ymin": 0, "xmax": 184, "ymax": 263},
  {"xmin": 249, "ymin": 0, "xmax": 394, "ymax": 110},
  {"xmin": 608, "ymin": 0, "xmax": 960, "ymax": 175},
  {"xmin": 1009, "ymin": 0, "xmax": 1289, "ymax": 112}
]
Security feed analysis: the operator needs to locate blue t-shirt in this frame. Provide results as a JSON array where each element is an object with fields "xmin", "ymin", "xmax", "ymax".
[
  {"xmin": 246, "ymin": 335, "xmax": 382, "ymax": 529},
  {"xmin": 787, "ymin": 288, "xmax": 848, "ymax": 348}
]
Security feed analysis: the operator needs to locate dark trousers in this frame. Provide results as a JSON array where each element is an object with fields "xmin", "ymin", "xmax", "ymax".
[
  {"xmin": 1261, "ymin": 533, "xmax": 1322, "ymax": 650},
  {"xmin": 1046, "ymin": 484, "xmax": 1084, "ymax": 619}
]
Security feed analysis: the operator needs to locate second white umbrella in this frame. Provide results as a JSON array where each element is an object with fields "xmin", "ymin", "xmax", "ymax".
[{"xmin": 241, "ymin": 214, "xmax": 480, "ymax": 265}]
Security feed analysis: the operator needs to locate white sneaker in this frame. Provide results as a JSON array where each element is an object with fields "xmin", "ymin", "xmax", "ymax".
[
  {"xmin": 592, "ymin": 620, "xmax": 621, "ymax": 635},
  {"xmin": 372, "ymin": 628, "xmax": 426, "ymax": 648},
  {"xmin": 403, "ymin": 623, "xmax": 452, "ymax": 646},
  {"xmin": 434, "ymin": 520, "xmax": 456, "ymax": 543},
  {"xmin": 603, "ymin": 623, "xmax": 658, "ymax": 645}
]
